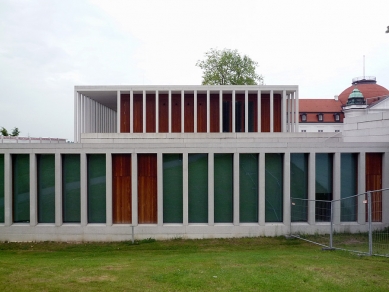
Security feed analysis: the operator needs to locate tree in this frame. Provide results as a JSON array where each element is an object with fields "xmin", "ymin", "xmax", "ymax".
[
  {"xmin": 0, "ymin": 127, "xmax": 8, "ymax": 136},
  {"xmin": 196, "ymin": 48, "xmax": 263, "ymax": 85},
  {"xmin": 0, "ymin": 127, "xmax": 20, "ymax": 136},
  {"xmin": 386, "ymin": 26, "xmax": 389, "ymax": 33},
  {"xmin": 11, "ymin": 127, "xmax": 20, "ymax": 137}
]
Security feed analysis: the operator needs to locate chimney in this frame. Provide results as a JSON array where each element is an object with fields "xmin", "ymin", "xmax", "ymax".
[{"xmin": 334, "ymin": 95, "xmax": 339, "ymax": 101}]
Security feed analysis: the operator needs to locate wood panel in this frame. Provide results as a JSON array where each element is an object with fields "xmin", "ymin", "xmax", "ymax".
[
  {"xmin": 210, "ymin": 93, "xmax": 219, "ymax": 132},
  {"xmin": 273, "ymin": 94, "xmax": 282, "ymax": 132},
  {"xmin": 159, "ymin": 93, "xmax": 169, "ymax": 133},
  {"xmin": 366, "ymin": 153, "xmax": 382, "ymax": 222},
  {"xmin": 146, "ymin": 93, "xmax": 156, "ymax": 133},
  {"xmin": 261, "ymin": 94, "xmax": 270, "ymax": 132},
  {"xmin": 120, "ymin": 94, "xmax": 130, "ymax": 133},
  {"xmin": 248, "ymin": 93, "xmax": 258, "ymax": 132},
  {"xmin": 133, "ymin": 93, "xmax": 143, "ymax": 133},
  {"xmin": 184, "ymin": 93, "xmax": 194, "ymax": 132},
  {"xmin": 235, "ymin": 93, "xmax": 245, "ymax": 132},
  {"xmin": 138, "ymin": 154, "xmax": 157, "ymax": 224},
  {"xmin": 222, "ymin": 93, "xmax": 232, "ymax": 132},
  {"xmin": 112, "ymin": 154, "xmax": 132, "ymax": 223},
  {"xmin": 171, "ymin": 93, "xmax": 181, "ymax": 133},
  {"xmin": 197, "ymin": 93, "xmax": 207, "ymax": 133}
]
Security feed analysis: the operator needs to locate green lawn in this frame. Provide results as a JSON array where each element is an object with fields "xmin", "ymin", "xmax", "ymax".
[{"xmin": 0, "ymin": 237, "xmax": 388, "ymax": 291}]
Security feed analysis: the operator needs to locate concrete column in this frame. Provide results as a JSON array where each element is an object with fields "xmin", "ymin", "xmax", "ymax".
[
  {"xmin": 168, "ymin": 91, "xmax": 172, "ymax": 133},
  {"xmin": 156, "ymin": 90, "xmax": 159, "ymax": 133},
  {"xmin": 259, "ymin": 152, "xmax": 265, "ymax": 225},
  {"xmin": 270, "ymin": 90, "xmax": 274, "ymax": 132},
  {"xmin": 245, "ymin": 90, "xmax": 248, "ymax": 133},
  {"xmin": 219, "ymin": 90, "xmax": 223, "ymax": 133},
  {"xmin": 74, "ymin": 90, "xmax": 78, "ymax": 142},
  {"xmin": 232, "ymin": 90, "xmax": 236, "ymax": 133},
  {"xmin": 291, "ymin": 92, "xmax": 295, "ymax": 133},
  {"xmin": 132, "ymin": 152, "xmax": 138, "ymax": 226},
  {"xmin": 183, "ymin": 153, "xmax": 188, "ymax": 226},
  {"xmin": 382, "ymin": 152, "xmax": 389, "ymax": 224},
  {"xmin": 233, "ymin": 152, "xmax": 239, "ymax": 225},
  {"xmin": 30, "ymin": 153, "xmax": 37, "ymax": 226},
  {"xmin": 258, "ymin": 90, "xmax": 261, "ymax": 132},
  {"xmin": 4, "ymin": 153, "xmax": 11, "ymax": 226},
  {"xmin": 80, "ymin": 153, "xmax": 87, "ymax": 226},
  {"xmin": 143, "ymin": 90, "xmax": 146, "ymax": 133},
  {"xmin": 208, "ymin": 152, "xmax": 214, "ymax": 225},
  {"xmin": 106, "ymin": 153, "xmax": 113, "ymax": 226},
  {"xmin": 194, "ymin": 90, "xmax": 197, "ymax": 133},
  {"xmin": 130, "ymin": 90, "xmax": 134, "ymax": 133},
  {"xmin": 116, "ymin": 90, "xmax": 122, "ymax": 133},
  {"xmin": 358, "ymin": 152, "xmax": 366, "ymax": 224},
  {"xmin": 308, "ymin": 152, "xmax": 316, "ymax": 224},
  {"xmin": 157, "ymin": 152, "xmax": 163, "ymax": 226},
  {"xmin": 282, "ymin": 90, "xmax": 286, "ymax": 133},
  {"xmin": 295, "ymin": 89, "xmax": 299, "ymax": 132},
  {"xmin": 181, "ymin": 90, "xmax": 185, "ymax": 133},
  {"xmin": 333, "ymin": 152, "xmax": 341, "ymax": 225},
  {"xmin": 283, "ymin": 152, "xmax": 291, "ymax": 230},
  {"xmin": 78, "ymin": 93, "xmax": 82, "ymax": 141},
  {"xmin": 207, "ymin": 90, "xmax": 210, "ymax": 133},
  {"xmin": 55, "ymin": 153, "xmax": 62, "ymax": 226}
]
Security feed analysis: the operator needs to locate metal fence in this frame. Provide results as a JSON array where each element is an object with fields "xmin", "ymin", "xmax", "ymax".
[{"xmin": 290, "ymin": 188, "xmax": 389, "ymax": 257}]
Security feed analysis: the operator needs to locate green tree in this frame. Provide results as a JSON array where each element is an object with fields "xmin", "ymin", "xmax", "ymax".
[
  {"xmin": 0, "ymin": 127, "xmax": 9, "ymax": 136},
  {"xmin": 11, "ymin": 127, "xmax": 20, "ymax": 136},
  {"xmin": 196, "ymin": 48, "xmax": 263, "ymax": 85}
]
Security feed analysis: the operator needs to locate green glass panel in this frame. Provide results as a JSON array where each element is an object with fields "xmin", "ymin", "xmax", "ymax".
[
  {"xmin": 13, "ymin": 154, "xmax": 30, "ymax": 223},
  {"xmin": 188, "ymin": 154, "xmax": 208, "ymax": 223},
  {"xmin": 239, "ymin": 154, "xmax": 258, "ymax": 223},
  {"xmin": 62, "ymin": 154, "xmax": 80, "ymax": 223},
  {"xmin": 341, "ymin": 153, "xmax": 357, "ymax": 222},
  {"xmin": 87, "ymin": 154, "xmax": 106, "ymax": 223},
  {"xmin": 214, "ymin": 153, "xmax": 233, "ymax": 223},
  {"xmin": 290, "ymin": 153, "xmax": 308, "ymax": 222},
  {"xmin": 265, "ymin": 153, "xmax": 283, "ymax": 222},
  {"xmin": 315, "ymin": 153, "xmax": 333, "ymax": 222},
  {"xmin": 38, "ymin": 155, "xmax": 55, "ymax": 223},
  {"xmin": 163, "ymin": 154, "xmax": 183, "ymax": 223},
  {"xmin": 0, "ymin": 154, "xmax": 4, "ymax": 223}
]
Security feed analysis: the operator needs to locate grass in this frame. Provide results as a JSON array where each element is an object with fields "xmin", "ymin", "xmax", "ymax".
[{"xmin": 0, "ymin": 237, "xmax": 388, "ymax": 291}]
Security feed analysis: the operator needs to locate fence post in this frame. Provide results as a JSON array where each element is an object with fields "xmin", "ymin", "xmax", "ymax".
[
  {"xmin": 330, "ymin": 200, "xmax": 334, "ymax": 249},
  {"xmin": 367, "ymin": 191, "xmax": 373, "ymax": 256},
  {"xmin": 290, "ymin": 199, "xmax": 293, "ymax": 236}
]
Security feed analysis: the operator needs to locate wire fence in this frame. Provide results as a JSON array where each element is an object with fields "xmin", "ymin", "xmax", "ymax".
[{"xmin": 290, "ymin": 188, "xmax": 389, "ymax": 257}]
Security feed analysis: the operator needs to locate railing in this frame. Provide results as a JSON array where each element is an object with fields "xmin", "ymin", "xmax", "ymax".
[
  {"xmin": 0, "ymin": 136, "xmax": 67, "ymax": 144},
  {"xmin": 352, "ymin": 76, "xmax": 376, "ymax": 83}
]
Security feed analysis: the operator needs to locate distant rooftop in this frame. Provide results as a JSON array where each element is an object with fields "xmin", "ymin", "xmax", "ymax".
[{"xmin": 352, "ymin": 76, "xmax": 376, "ymax": 85}]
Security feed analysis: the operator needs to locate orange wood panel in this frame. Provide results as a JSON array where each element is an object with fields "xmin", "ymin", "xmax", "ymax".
[
  {"xmin": 159, "ymin": 93, "xmax": 169, "ymax": 133},
  {"xmin": 210, "ymin": 93, "xmax": 220, "ymax": 132},
  {"xmin": 112, "ymin": 154, "xmax": 132, "ymax": 223},
  {"xmin": 366, "ymin": 153, "xmax": 382, "ymax": 222},
  {"xmin": 133, "ymin": 93, "xmax": 143, "ymax": 133},
  {"xmin": 146, "ymin": 93, "xmax": 156, "ymax": 133},
  {"xmin": 261, "ymin": 94, "xmax": 270, "ymax": 132},
  {"xmin": 120, "ymin": 94, "xmax": 130, "ymax": 133},
  {"xmin": 235, "ymin": 93, "xmax": 245, "ymax": 132},
  {"xmin": 248, "ymin": 93, "xmax": 258, "ymax": 132},
  {"xmin": 138, "ymin": 154, "xmax": 157, "ymax": 224},
  {"xmin": 184, "ymin": 93, "xmax": 194, "ymax": 133},
  {"xmin": 197, "ymin": 93, "xmax": 207, "ymax": 133},
  {"xmin": 273, "ymin": 94, "xmax": 282, "ymax": 132},
  {"xmin": 171, "ymin": 93, "xmax": 181, "ymax": 133}
]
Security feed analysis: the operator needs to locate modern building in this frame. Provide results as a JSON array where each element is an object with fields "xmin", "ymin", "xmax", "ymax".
[{"xmin": 0, "ymin": 85, "xmax": 388, "ymax": 242}]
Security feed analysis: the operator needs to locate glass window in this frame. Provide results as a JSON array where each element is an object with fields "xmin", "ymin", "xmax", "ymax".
[
  {"xmin": 163, "ymin": 154, "xmax": 183, "ymax": 223},
  {"xmin": 37, "ymin": 154, "xmax": 55, "ymax": 223},
  {"xmin": 87, "ymin": 154, "xmax": 106, "ymax": 223},
  {"xmin": 265, "ymin": 153, "xmax": 283, "ymax": 222},
  {"xmin": 315, "ymin": 153, "xmax": 333, "ymax": 222},
  {"xmin": 239, "ymin": 154, "xmax": 258, "ymax": 223},
  {"xmin": 188, "ymin": 154, "xmax": 208, "ymax": 223},
  {"xmin": 214, "ymin": 154, "xmax": 233, "ymax": 223},
  {"xmin": 290, "ymin": 154, "xmax": 308, "ymax": 222},
  {"xmin": 62, "ymin": 154, "xmax": 80, "ymax": 223},
  {"xmin": 13, "ymin": 154, "xmax": 30, "ymax": 223},
  {"xmin": 340, "ymin": 153, "xmax": 358, "ymax": 222}
]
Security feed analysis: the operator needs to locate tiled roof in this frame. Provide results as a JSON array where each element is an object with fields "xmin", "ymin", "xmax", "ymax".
[{"xmin": 299, "ymin": 99, "xmax": 342, "ymax": 112}]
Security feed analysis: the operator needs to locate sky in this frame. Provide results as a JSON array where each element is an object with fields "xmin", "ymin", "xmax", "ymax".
[{"xmin": 1, "ymin": 0, "xmax": 388, "ymax": 141}]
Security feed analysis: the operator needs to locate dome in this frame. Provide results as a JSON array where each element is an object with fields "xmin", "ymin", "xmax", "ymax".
[
  {"xmin": 346, "ymin": 88, "xmax": 365, "ymax": 105},
  {"xmin": 338, "ymin": 77, "xmax": 389, "ymax": 105}
]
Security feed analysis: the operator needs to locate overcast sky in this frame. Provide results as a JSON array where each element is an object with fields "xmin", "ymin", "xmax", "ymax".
[{"xmin": 1, "ymin": 0, "xmax": 388, "ymax": 140}]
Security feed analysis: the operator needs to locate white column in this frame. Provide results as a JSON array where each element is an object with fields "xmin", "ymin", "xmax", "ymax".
[
  {"xmin": 291, "ymin": 92, "xmax": 295, "ymax": 133},
  {"xmin": 233, "ymin": 152, "xmax": 239, "ymax": 225},
  {"xmin": 295, "ymin": 88, "xmax": 299, "ymax": 132},
  {"xmin": 80, "ymin": 153, "xmax": 87, "ymax": 226},
  {"xmin": 4, "ymin": 153, "xmax": 11, "ymax": 226},
  {"xmin": 143, "ymin": 90, "xmax": 146, "ymax": 133},
  {"xmin": 207, "ymin": 90, "xmax": 210, "ymax": 133},
  {"xmin": 183, "ymin": 153, "xmax": 188, "ymax": 225},
  {"xmin": 358, "ymin": 152, "xmax": 366, "ymax": 224},
  {"xmin": 245, "ymin": 90, "xmax": 248, "ymax": 133},
  {"xmin": 333, "ymin": 152, "xmax": 341, "ymax": 225},
  {"xmin": 74, "ymin": 89, "xmax": 78, "ymax": 142},
  {"xmin": 116, "ymin": 90, "xmax": 122, "ymax": 133},
  {"xmin": 106, "ymin": 153, "xmax": 113, "ymax": 226},
  {"xmin": 232, "ymin": 90, "xmax": 236, "ymax": 133},
  {"xmin": 132, "ymin": 152, "xmax": 138, "ymax": 225},
  {"xmin": 259, "ymin": 152, "xmax": 265, "ymax": 225},
  {"xmin": 282, "ymin": 90, "xmax": 286, "ymax": 133},
  {"xmin": 181, "ymin": 90, "xmax": 185, "ymax": 133},
  {"xmin": 219, "ymin": 90, "xmax": 223, "ymax": 133},
  {"xmin": 78, "ymin": 93, "xmax": 82, "ymax": 141},
  {"xmin": 283, "ymin": 152, "xmax": 291, "ymax": 230},
  {"xmin": 270, "ymin": 90, "xmax": 274, "ymax": 132},
  {"xmin": 130, "ymin": 90, "xmax": 134, "ymax": 133},
  {"xmin": 382, "ymin": 152, "xmax": 389, "ymax": 224},
  {"xmin": 55, "ymin": 153, "xmax": 62, "ymax": 226},
  {"xmin": 30, "ymin": 153, "xmax": 37, "ymax": 226},
  {"xmin": 258, "ymin": 90, "xmax": 261, "ymax": 132},
  {"xmin": 208, "ymin": 152, "xmax": 214, "ymax": 225},
  {"xmin": 308, "ymin": 152, "xmax": 316, "ymax": 224},
  {"xmin": 156, "ymin": 90, "xmax": 159, "ymax": 133},
  {"xmin": 168, "ymin": 90, "xmax": 172, "ymax": 133},
  {"xmin": 194, "ymin": 90, "xmax": 198, "ymax": 133},
  {"xmin": 157, "ymin": 152, "xmax": 163, "ymax": 225}
]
